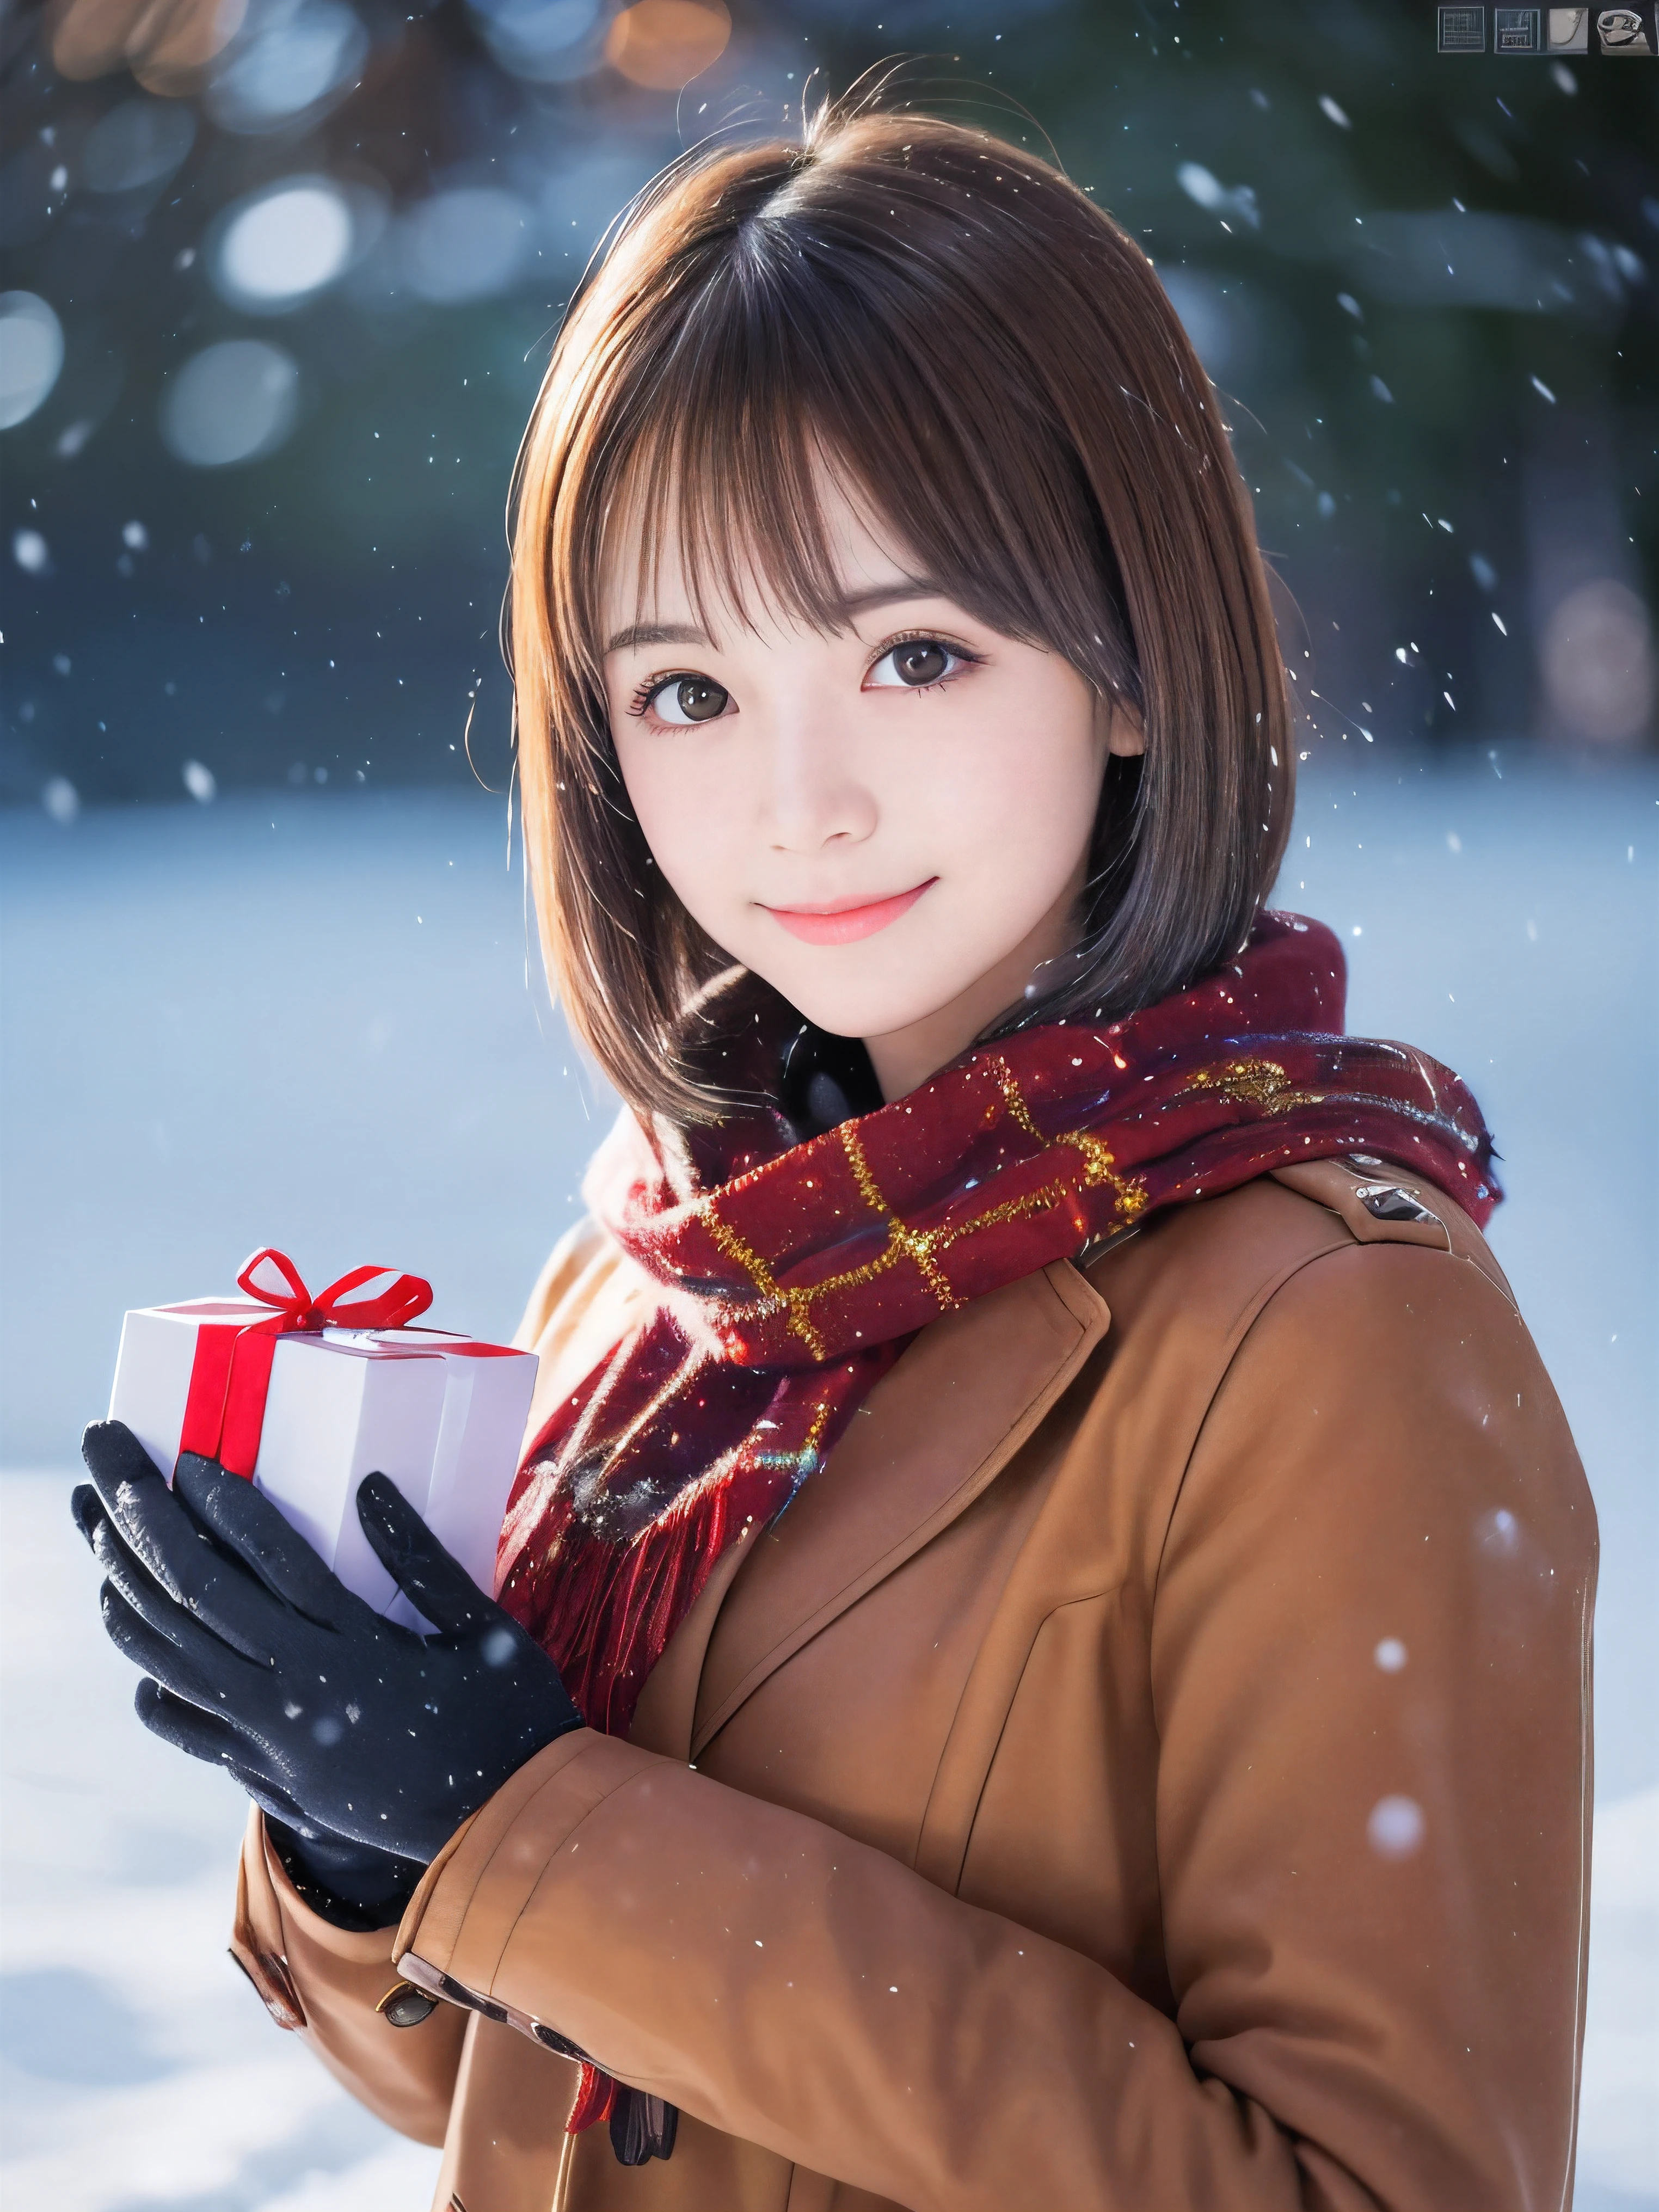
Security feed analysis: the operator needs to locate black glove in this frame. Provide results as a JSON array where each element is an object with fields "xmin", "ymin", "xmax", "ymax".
[
  {"xmin": 263, "ymin": 1816, "xmax": 423, "ymax": 1930},
  {"xmin": 73, "ymin": 1420, "xmax": 583, "ymax": 1912}
]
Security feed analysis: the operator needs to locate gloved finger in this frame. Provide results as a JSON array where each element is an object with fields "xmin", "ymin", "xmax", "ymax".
[
  {"xmin": 70, "ymin": 1482, "xmax": 105, "ymax": 1552},
  {"xmin": 88, "ymin": 1437, "xmax": 312, "ymax": 1660},
  {"xmin": 134, "ymin": 1676, "xmax": 262, "ymax": 1772},
  {"xmin": 225, "ymin": 1764, "xmax": 336, "ymax": 1840},
  {"xmin": 355, "ymin": 1471, "xmax": 491, "ymax": 1638},
  {"xmin": 173, "ymin": 1453, "xmax": 356, "ymax": 1630},
  {"xmin": 135, "ymin": 1690, "xmax": 326, "ymax": 1852},
  {"xmin": 99, "ymin": 1581, "xmax": 269, "ymax": 1729},
  {"xmin": 91, "ymin": 1510, "xmax": 278, "ymax": 1669},
  {"xmin": 81, "ymin": 1417, "xmax": 167, "ymax": 1490},
  {"xmin": 80, "ymin": 1421, "xmax": 172, "ymax": 1561},
  {"xmin": 82, "ymin": 1420, "xmax": 238, "ymax": 1613}
]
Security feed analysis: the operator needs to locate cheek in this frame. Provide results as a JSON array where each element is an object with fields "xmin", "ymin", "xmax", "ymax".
[
  {"xmin": 613, "ymin": 728, "xmax": 732, "ymax": 902},
  {"xmin": 923, "ymin": 680, "xmax": 1103, "ymax": 881}
]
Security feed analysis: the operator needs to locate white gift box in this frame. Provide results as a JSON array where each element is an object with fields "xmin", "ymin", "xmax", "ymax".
[{"xmin": 109, "ymin": 1298, "xmax": 538, "ymax": 1631}]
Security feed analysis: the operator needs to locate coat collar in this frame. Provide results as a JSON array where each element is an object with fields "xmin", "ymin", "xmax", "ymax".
[{"xmin": 625, "ymin": 1261, "xmax": 1109, "ymax": 1764}]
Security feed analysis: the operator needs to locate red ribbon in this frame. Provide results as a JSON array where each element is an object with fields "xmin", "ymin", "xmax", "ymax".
[{"xmin": 179, "ymin": 1249, "xmax": 433, "ymax": 1479}]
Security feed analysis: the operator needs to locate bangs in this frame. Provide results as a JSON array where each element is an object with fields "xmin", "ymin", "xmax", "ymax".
[{"xmin": 581, "ymin": 211, "xmax": 1141, "ymax": 703}]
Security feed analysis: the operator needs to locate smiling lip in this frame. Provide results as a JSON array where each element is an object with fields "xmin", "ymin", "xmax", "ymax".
[{"xmin": 760, "ymin": 879, "xmax": 937, "ymax": 945}]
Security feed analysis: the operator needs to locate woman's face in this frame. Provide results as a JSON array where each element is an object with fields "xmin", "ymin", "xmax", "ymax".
[{"xmin": 602, "ymin": 475, "xmax": 1143, "ymax": 1101}]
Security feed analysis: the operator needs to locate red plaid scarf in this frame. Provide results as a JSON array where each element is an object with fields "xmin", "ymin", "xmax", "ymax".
[{"xmin": 499, "ymin": 913, "xmax": 1496, "ymax": 1737}]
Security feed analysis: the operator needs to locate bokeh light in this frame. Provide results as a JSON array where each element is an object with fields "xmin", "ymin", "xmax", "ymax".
[
  {"xmin": 135, "ymin": 0, "xmax": 250, "ymax": 93},
  {"xmin": 205, "ymin": 0, "xmax": 368, "ymax": 133},
  {"xmin": 213, "ymin": 176, "xmax": 359, "ymax": 311},
  {"xmin": 159, "ymin": 337, "xmax": 299, "ymax": 466},
  {"xmin": 604, "ymin": 0, "xmax": 730, "ymax": 89},
  {"xmin": 0, "ymin": 292, "xmax": 65, "ymax": 431},
  {"xmin": 3, "ymin": 2, "xmax": 1653, "ymax": 807},
  {"xmin": 467, "ymin": 0, "xmax": 605, "ymax": 82},
  {"xmin": 81, "ymin": 96, "xmax": 197, "ymax": 195},
  {"xmin": 47, "ymin": 0, "xmax": 247, "ymax": 87},
  {"xmin": 399, "ymin": 188, "xmax": 536, "ymax": 305},
  {"xmin": 1541, "ymin": 578, "xmax": 1655, "ymax": 744}
]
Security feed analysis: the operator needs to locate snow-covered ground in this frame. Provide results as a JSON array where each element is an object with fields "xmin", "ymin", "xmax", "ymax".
[{"xmin": 1, "ymin": 751, "xmax": 1654, "ymax": 2209}]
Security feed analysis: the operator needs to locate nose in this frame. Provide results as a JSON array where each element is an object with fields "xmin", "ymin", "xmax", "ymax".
[{"xmin": 757, "ymin": 703, "xmax": 877, "ymax": 855}]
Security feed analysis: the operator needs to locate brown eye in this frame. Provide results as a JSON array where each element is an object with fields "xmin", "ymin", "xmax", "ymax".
[
  {"xmin": 653, "ymin": 675, "xmax": 729, "ymax": 724},
  {"xmin": 866, "ymin": 637, "xmax": 972, "ymax": 691},
  {"xmin": 893, "ymin": 641, "xmax": 949, "ymax": 685}
]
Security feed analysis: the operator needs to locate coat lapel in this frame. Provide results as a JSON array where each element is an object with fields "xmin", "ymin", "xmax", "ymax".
[
  {"xmin": 686, "ymin": 1261, "xmax": 1110, "ymax": 1759},
  {"xmin": 627, "ymin": 1523, "xmax": 755, "ymax": 1762}
]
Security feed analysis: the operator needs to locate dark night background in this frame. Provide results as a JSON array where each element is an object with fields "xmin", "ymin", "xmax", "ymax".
[{"xmin": 2, "ymin": 0, "xmax": 1655, "ymax": 809}]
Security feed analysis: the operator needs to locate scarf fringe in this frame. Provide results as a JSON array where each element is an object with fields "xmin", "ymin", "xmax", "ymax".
[
  {"xmin": 504, "ymin": 1458, "xmax": 736, "ymax": 1735},
  {"xmin": 567, "ymin": 2062, "xmax": 617, "ymax": 2134}
]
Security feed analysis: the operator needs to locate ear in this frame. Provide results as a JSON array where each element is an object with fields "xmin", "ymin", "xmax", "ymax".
[{"xmin": 1096, "ymin": 692, "xmax": 1146, "ymax": 760}]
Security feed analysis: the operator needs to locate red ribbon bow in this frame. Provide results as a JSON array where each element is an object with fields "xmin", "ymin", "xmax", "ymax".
[
  {"xmin": 179, "ymin": 1249, "xmax": 434, "ymax": 1478},
  {"xmin": 234, "ymin": 1248, "xmax": 434, "ymax": 1334}
]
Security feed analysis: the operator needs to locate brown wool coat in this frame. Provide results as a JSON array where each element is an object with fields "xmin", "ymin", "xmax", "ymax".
[{"xmin": 231, "ymin": 1156, "xmax": 1596, "ymax": 2212}]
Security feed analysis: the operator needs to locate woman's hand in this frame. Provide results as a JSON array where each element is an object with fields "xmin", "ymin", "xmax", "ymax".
[{"xmin": 72, "ymin": 1420, "xmax": 583, "ymax": 1875}]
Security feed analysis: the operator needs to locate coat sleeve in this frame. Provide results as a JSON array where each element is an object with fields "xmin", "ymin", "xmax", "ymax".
[
  {"xmin": 230, "ymin": 1806, "xmax": 466, "ymax": 2146},
  {"xmin": 385, "ymin": 1238, "xmax": 1594, "ymax": 2211}
]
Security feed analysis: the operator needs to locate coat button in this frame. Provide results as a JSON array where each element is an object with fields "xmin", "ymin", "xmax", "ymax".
[
  {"xmin": 1355, "ymin": 1182, "xmax": 1437, "ymax": 1225},
  {"xmin": 376, "ymin": 1980, "xmax": 438, "ymax": 2029}
]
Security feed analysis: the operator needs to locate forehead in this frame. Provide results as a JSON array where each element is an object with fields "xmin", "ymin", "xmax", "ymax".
[{"xmin": 598, "ymin": 450, "xmax": 924, "ymax": 643}]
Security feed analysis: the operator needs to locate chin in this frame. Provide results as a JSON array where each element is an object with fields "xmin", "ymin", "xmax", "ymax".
[{"xmin": 766, "ymin": 967, "xmax": 980, "ymax": 1049}]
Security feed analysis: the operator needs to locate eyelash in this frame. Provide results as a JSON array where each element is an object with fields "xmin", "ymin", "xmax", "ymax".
[
  {"xmin": 628, "ymin": 632, "xmax": 985, "ymax": 724},
  {"xmin": 871, "ymin": 630, "xmax": 985, "ymax": 691},
  {"xmin": 629, "ymin": 674, "xmax": 682, "ymax": 719}
]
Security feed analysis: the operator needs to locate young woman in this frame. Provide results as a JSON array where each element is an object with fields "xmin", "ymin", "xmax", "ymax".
[{"xmin": 76, "ymin": 105, "xmax": 1594, "ymax": 2212}]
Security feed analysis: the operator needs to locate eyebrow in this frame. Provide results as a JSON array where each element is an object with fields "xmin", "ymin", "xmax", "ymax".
[{"xmin": 603, "ymin": 581, "xmax": 951, "ymax": 657}]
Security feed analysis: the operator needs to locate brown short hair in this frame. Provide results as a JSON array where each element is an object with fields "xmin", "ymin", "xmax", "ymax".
[{"xmin": 507, "ymin": 102, "xmax": 1292, "ymax": 1124}]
